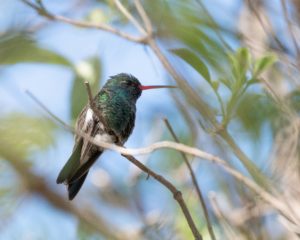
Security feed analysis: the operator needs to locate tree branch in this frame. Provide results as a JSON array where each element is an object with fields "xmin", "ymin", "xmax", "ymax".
[
  {"xmin": 21, "ymin": 0, "xmax": 147, "ymax": 43},
  {"xmin": 113, "ymin": 0, "xmax": 146, "ymax": 36},
  {"xmin": 164, "ymin": 119, "xmax": 216, "ymax": 240},
  {"xmin": 122, "ymin": 154, "xmax": 202, "ymax": 240},
  {"xmin": 134, "ymin": 0, "xmax": 152, "ymax": 34}
]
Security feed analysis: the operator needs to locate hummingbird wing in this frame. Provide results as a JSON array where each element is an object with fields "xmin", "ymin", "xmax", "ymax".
[
  {"xmin": 57, "ymin": 106, "xmax": 116, "ymax": 200},
  {"xmin": 56, "ymin": 138, "xmax": 83, "ymax": 184},
  {"xmin": 58, "ymin": 109, "xmax": 102, "ymax": 180}
]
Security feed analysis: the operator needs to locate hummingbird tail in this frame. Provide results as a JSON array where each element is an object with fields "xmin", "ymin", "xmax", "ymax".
[{"xmin": 68, "ymin": 172, "xmax": 88, "ymax": 200}]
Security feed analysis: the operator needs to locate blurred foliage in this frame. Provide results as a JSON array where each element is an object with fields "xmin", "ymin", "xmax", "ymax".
[
  {"xmin": 0, "ymin": 113, "xmax": 55, "ymax": 158},
  {"xmin": 0, "ymin": 31, "xmax": 71, "ymax": 66},
  {"xmin": 71, "ymin": 56, "xmax": 102, "ymax": 121}
]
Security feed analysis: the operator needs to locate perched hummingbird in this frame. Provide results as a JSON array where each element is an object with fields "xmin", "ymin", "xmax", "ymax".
[{"xmin": 57, "ymin": 73, "xmax": 176, "ymax": 200}]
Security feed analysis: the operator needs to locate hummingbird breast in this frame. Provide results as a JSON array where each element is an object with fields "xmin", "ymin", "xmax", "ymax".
[{"xmin": 95, "ymin": 90, "xmax": 137, "ymax": 144}]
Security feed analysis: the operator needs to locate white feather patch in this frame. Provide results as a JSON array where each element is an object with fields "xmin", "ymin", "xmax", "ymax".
[
  {"xmin": 94, "ymin": 133, "xmax": 114, "ymax": 143},
  {"xmin": 83, "ymin": 108, "xmax": 94, "ymax": 130}
]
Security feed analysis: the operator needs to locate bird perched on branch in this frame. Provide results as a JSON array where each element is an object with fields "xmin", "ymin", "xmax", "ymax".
[{"xmin": 56, "ymin": 73, "xmax": 176, "ymax": 200}]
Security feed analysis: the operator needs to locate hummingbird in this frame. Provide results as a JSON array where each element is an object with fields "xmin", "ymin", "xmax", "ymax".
[{"xmin": 56, "ymin": 73, "xmax": 176, "ymax": 200}]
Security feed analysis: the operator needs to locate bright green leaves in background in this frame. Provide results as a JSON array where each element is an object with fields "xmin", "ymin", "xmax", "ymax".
[
  {"xmin": 71, "ymin": 56, "xmax": 102, "ymax": 121},
  {"xmin": 0, "ymin": 114, "xmax": 55, "ymax": 159},
  {"xmin": 0, "ymin": 29, "xmax": 103, "ymax": 123},
  {"xmin": 0, "ymin": 31, "xmax": 71, "ymax": 66},
  {"xmin": 253, "ymin": 54, "xmax": 277, "ymax": 78},
  {"xmin": 172, "ymin": 45, "xmax": 278, "ymax": 138},
  {"xmin": 172, "ymin": 48, "xmax": 211, "ymax": 82}
]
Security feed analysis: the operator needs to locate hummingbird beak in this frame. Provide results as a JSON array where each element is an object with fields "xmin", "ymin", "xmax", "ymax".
[{"xmin": 139, "ymin": 85, "xmax": 177, "ymax": 91}]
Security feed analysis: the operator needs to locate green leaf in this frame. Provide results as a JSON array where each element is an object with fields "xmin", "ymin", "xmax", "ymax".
[
  {"xmin": 235, "ymin": 93, "xmax": 278, "ymax": 138},
  {"xmin": 237, "ymin": 48, "xmax": 251, "ymax": 72},
  {"xmin": 0, "ymin": 113, "xmax": 55, "ymax": 158},
  {"xmin": 253, "ymin": 54, "xmax": 277, "ymax": 77},
  {"xmin": 211, "ymin": 81, "xmax": 219, "ymax": 91},
  {"xmin": 0, "ymin": 31, "xmax": 71, "ymax": 66},
  {"xmin": 247, "ymin": 77, "xmax": 260, "ymax": 85},
  {"xmin": 219, "ymin": 77, "xmax": 232, "ymax": 90},
  {"xmin": 229, "ymin": 48, "xmax": 251, "ymax": 87},
  {"xmin": 171, "ymin": 48, "xmax": 211, "ymax": 82},
  {"xmin": 71, "ymin": 56, "xmax": 102, "ymax": 121}
]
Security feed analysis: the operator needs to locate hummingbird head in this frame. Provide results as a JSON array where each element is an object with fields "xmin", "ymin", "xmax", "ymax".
[{"xmin": 106, "ymin": 73, "xmax": 176, "ymax": 102}]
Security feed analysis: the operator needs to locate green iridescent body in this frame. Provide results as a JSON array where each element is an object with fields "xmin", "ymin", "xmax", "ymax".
[{"xmin": 95, "ymin": 75, "xmax": 140, "ymax": 143}]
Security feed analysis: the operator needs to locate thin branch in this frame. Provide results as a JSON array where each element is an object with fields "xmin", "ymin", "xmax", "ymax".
[
  {"xmin": 113, "ymin": 0, "xmax": 146, "ymax": 36},
  {"xmin": 84, "ymin": 81, "xmax": 94, "ymax": 105},
  {"xmin": 164, "ymin": 119, "xmax": 216, "ymax": 240},
  {"xmin": 209, "ymin": 193, "xmax": 239, "ymax": 240},
  {"xmin": 246, "ymin": 0, "xmax": 286, "ymax": 52},
  {"xmin": 21, "ymin": 0, "xmax": 146, "ymax": 43},
  {"xmin": 281, "ymin": 0, "xmax": 300, "ymax": 59},
  {"xmin": 195, "ymin": 0, "xmax": 233, "ymax": 51},
  {"xmin": 122, "ymin": 154, "xmax": 202, "ymax": 240},
  {"xmin": 26, "ymin": 91, "xmax": 299, "ymax": 228},
  {"xmin": 25, "ymin": 90, "xmax": 73, "ymax": 131},
  {"xmin": 134, "ymin": 0, "xmax": 152, "ymax": 33}
]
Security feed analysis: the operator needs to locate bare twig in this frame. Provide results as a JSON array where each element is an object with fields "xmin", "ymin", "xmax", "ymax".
[
  {"xmin": 164, "ymin": 119, "xmax": 216, "ymax": 240},
  {"xmin": 246, "ymin": 0, "xmax": 286, "ymax": 52},
  {"xmin": 122, "ymin": 154, "xmax": 202, "ymax": 240},
  {"xmin": 21, "ymin": 0, "xmax": 146, "ymax": 43},
  {"xmin": 209, "ymin": 193, "xmax": 240, "ymax": 240},
  {"xmin": 113, "ymin": 0, "xmax": 146, "ymax": 36},
  {"xmin": 281, "ymin": 0, "xmax": 300, "ymax": 59},
  {"xmin": 134, "ymin": 0, "xmax": 152, "ymax": 34},
  {"xmin": 84, "ymin": 81, "xmax": 106, "ymax": 125},
  {"xmin": 195, "ymin": 0, "xmax": 233, "ymax": 51}
]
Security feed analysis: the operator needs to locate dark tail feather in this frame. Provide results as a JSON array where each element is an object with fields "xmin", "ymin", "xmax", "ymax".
[{"xmin": 68, "ymin": 171, "xmax": 89, "ymax": 200}]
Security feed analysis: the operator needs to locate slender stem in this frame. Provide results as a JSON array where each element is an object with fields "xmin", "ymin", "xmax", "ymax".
[
  {"xmin": 195, "ymin": 0, "xmax": 232, "ymax": 51},
  {"xmin": 280, "ymin": 0, "xmax": 300, "ymax": 59},
  {"xmin": 21, "ymin": 0, "xmax": 146, "ymax": 43},
  {"xmin": 246, "ymin": 0, "xmax": 286, "ymax": 52},
  {"xmin": 113, "ymin": 0, "xmax": 146, "ymax": 35},
  {"xmin": 122, "ymin": 154, "xmax": 202, "ymax": 240},
  {"xmin": 134, "ymin": 0, "xmax": 152, "ymax": 33},
  {"xmin": 164, "ymin": 119, "xmax": 216, "ymax": 240}
]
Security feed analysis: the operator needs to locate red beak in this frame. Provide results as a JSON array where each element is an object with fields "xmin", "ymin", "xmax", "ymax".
[{"xmin": 139, "ymin": 85, "xmax": 177, "ymax": 91}]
